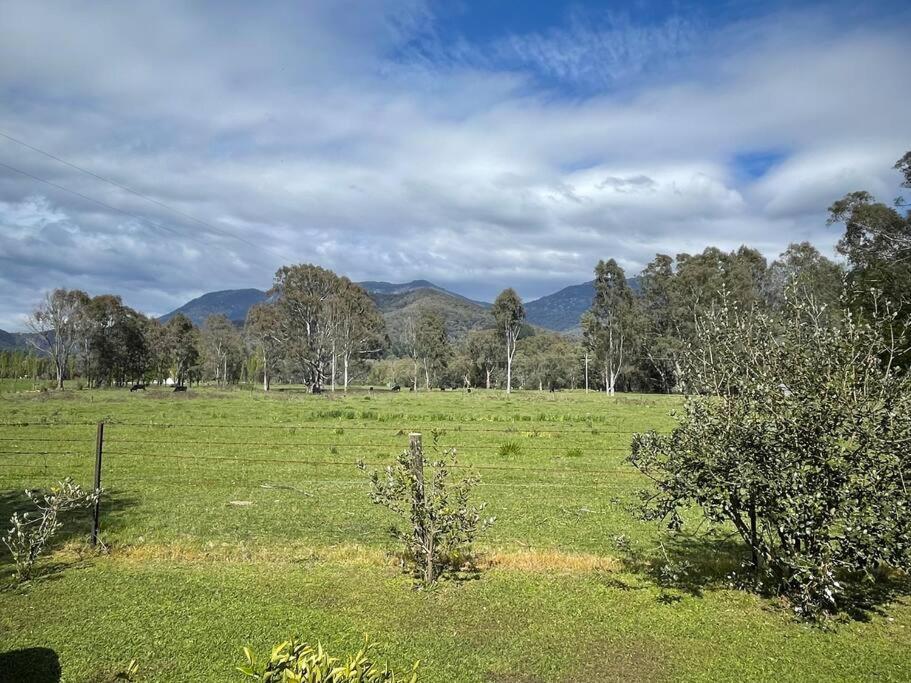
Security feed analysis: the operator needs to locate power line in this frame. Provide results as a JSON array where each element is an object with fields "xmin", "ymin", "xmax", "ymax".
[
  {"xmin": 0, "ymin": 129, "xmax": 264, "ymax": 253},
  {"xmin": 0, "ymin": 159, "xmax": 212, "ymax": 248},
  {"xmin": 0, "ymin": 151, "xmax": 280, "ymax": 263}
]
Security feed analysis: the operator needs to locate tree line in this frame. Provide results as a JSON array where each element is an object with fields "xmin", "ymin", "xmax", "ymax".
[{"xmin": 7, "ymin": 150, "xmax": 908, "ymax": 393}]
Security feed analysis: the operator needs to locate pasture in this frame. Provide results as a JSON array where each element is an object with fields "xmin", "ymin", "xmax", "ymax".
[{"xmin": 0, "ymin": 384, "xmax": 909, "ymax": 682}]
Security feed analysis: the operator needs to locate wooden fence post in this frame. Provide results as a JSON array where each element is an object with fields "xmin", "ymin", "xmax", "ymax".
[
  {"xmin": 91, "ymin": 421, "xmax": 104, "ymax": 546},
  {"xmin": 408, "ymin": 433, "xmax": 430, "ymax": 578}
]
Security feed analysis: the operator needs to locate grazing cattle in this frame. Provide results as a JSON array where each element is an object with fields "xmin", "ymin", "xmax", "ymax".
[
  {"xmin": 368, "ymin": 386, "xmax": 373, "ymax": 392},
  {"xmin": 467, "ymin": 388, "xmax": 472, "ymax": 393},
  {"xmin": 390, "ymin": 384, "xmax": 401, "ymax": 392},
  {"xmin": 173, "ymin": 385, "xmax": 188, "ymax": 392},
  {"xmin": 311, "ymin": 384, "xmax": 322, "ymax": 394},
  {"xmin": 130, "ymin": 384, "xmax": 146, "ymax": 392},
  {"xmin": 408, "ymin": 386, "xmax": 414, "ymax": 392}
]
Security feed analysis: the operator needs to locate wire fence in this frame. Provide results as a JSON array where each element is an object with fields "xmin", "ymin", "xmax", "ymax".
[{"xmin": 0, "ymin": 418, "xmax": 659, "ymax": 546}]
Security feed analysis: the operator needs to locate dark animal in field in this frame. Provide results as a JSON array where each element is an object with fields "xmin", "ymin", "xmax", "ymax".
[
  {"xmin": 311, "ymin": 384, "xmax": 322, "ymax": 394},
  {"xmin": 391, "ymin": 384, "xmax": 401, "ymax": 392},
  {"xmin": 408, "ymin": 386, "xmax": 414, "ymax": 392},
  {"xmin": 130, "ymin": 384, "xmax": 146, "ymax": 392},
  {"xmin": 368, "ymin": 386, "xmax": 373, "ymax": 392},
  {"xmin": 173, "ymin": 385, "xmax": 188, "ymax": 392},
  {"xmin": 467, "ymin": 388, "xmax": 471, "ymax": 393}
]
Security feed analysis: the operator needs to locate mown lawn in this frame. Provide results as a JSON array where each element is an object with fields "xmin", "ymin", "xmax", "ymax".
[{"xmin": 0, "ymin": 385, "xmax": 909, "ymax": 682}]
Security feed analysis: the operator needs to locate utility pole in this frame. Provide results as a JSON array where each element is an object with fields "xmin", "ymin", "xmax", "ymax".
[{"xmin": 584, "ymin": 351, "xmax": 589, "ymax": 393}]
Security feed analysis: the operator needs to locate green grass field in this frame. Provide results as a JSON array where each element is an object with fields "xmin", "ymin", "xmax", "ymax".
[{"xmin": 1, "ymin": 384, "xmax": 909, "ymax": 682}]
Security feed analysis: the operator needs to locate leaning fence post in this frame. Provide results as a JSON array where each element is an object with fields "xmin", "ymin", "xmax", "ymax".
[{"xmin": 91, "ymin": 421, "xmax": 104, "ymax": 546}]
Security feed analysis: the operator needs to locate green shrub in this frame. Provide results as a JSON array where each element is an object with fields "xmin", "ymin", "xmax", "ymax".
[
  {"xmin": 237, "ymin": 637, "xmax": 418, "ymax": 682},
  {"xmin": 630, "ymin": 294, "xmax": 911, "ymax": 618},
  {"xmin": 565, "ymin": 448, "xmax": 583, "ymax": 458}
]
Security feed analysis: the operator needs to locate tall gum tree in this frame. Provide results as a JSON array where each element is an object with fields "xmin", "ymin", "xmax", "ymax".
[{"xmin": 491, "ymin": 288, "xmax": 525, "ymax": 394}]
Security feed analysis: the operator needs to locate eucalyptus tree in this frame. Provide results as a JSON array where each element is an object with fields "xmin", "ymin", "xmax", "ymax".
[
  {"xmin": 464, "ymin": 328, "xmax": 500, "ymax": 388},
  {"xmin": 245, "ymin": 302, "xmax": 282, "ymax": 391},
  {"xmin": 334, "ymin": 279, "xmax": 386, "ymax": 391},
  {"xmin": 269, "ymin": 264, "xmax": 339, "ymax": 390},
  {"xmin": 828, "ymin": 150, "xmax": 911, "ymax": 364},
  {"xmin": 26, "ymin": 288, "xmax": 90, "ymax": 389},
  {"xmin": 163, "ymin": 313, "xmax": 199, "ymax": 388},
  {"xmin": 491, "ymin": 288, "xmax": 525, "ymax": 394},
  {"xmin": 583, "ymin": 259, "xmax": 638, "ymax": 395},
  {"xmin": 201, "ymin": 314, "xmax": 243, "ymax": 385},
  {"xmin": 414, "ymin": 308, "xmax": 449, "ymax": 389}
]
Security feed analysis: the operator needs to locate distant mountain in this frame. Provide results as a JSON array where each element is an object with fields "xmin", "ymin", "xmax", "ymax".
[
  {"xmin": 359, "ymin": 280, "xmax": 490, "ymax": 308},
  {"xmin": 374, "ymin": 288, "xmax": 494, "ymax": 348},
  {"xmin": 159, "ymin": 281, "xmax": 491, "ymax": 329},
  {"xmin": 524, "ymin": 277, "xmax": 641, "ymax": 332},
  {"xmin": 159, "ymin": 288, "xmax": 268, "ymax": 326},
  {"xmin": 524, "ymin": 281, "xmax": 595, "ymax": 332},
  {"xmin": 0, "ymin": 329, "xmax": 31, "ymax": 350}
]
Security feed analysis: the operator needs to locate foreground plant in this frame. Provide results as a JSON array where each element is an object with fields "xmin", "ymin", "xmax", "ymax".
[
  {"xmin": 3, "ymin": 477, "xmax": 101, "ymax": 582},
  {"xmin": 630, "ymin": 291, "xmax": 911, "ymax": 618},
  {"xmin": 359, "ymin": 431, "xmax": 493, "ymax": 586},
  {"xmin": 237, "ymin": 637, "xmax": 418, "ymax": 682}
]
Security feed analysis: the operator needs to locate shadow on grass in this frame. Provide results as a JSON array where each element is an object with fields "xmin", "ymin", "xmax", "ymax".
[
  {"xmin": 620, "ymin": 530, "xmax": 911, "ymax": 622},
  {"xmin": 0, "ymin": 486, "xmax": 138, "ymax": 580},
  {"xmin": 0, "ymin": 647, "xmax": 61, "ymax": 682}
]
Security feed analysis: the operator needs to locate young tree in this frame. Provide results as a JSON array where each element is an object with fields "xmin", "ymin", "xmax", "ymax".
[
  {"xmin": 26, "ymin": 288, "xmax": 89, "ymax": 389},
  {"xmin": 245, "ymin": 303, "xmax": 282, "ymax": 391},
  {"xmin": 583, "ymin": 259, "xmax": 638, "ymax": 395},
  {"xmin": 491, "ymin": 288, "xmax": 525, "ymax": 394}
]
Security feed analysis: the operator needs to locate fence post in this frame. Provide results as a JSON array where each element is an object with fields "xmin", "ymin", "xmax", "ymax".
[
  {"xmin": 91, "ymin": 421, "xmax": 104, "ymax": 546},
  {"xmin": 409, "ymin": 432, "xmax": 436, "ymax": 584}
]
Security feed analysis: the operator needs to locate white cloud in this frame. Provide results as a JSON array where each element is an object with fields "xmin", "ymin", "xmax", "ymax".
[{"xmin": 0, "ymin": 1, "xmax": 908, "ymax": 328}]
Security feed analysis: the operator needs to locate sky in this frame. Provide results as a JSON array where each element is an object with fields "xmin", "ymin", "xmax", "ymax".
[{"xmin": 0, "ymin": 0, "xmax": 909, "ymax": 330}]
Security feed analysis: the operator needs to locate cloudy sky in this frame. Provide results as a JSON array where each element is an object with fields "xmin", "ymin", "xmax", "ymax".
[{"xmin": 0, "ymin": 0, "xmax": 909, "ymax": 329}]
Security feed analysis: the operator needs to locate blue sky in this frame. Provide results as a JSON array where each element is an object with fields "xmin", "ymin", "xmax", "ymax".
[{"xmin": 0, "ymin": 0, "xmax": 909, "ymax": 328}]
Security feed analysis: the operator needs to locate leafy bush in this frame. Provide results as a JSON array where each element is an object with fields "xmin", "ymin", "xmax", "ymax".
[
  {"xmin": 360, "ymin": 431, "xmax": 493, "ymax": 585},
  {"xmin": 237, "ymin": 637, "xmax": 418, "ymax": 682},
  {"xmin": 630, "ymin": 293, "xmax": 911, "ymax": 618},
  {"xmin": 3, "ymin": 477, "xmax": 101, "ymax": 582}
]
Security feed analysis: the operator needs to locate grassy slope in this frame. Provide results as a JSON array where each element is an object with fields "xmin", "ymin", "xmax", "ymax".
[{"xmin": 0, "ymin": 385, "xmax": 909, "ymax": 682}]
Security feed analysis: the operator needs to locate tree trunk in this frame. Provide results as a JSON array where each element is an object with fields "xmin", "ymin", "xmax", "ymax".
[
  {"xmin": 56, "ymin": 361, "xmax": 64, "ymax": 389},
  {"xmin": 343, "ymin": 354, "xmax": 349, "ymax": 391},
  {"xmin": 506, "ymin": 353, "xmax": 512, "ymax": 394},
  {"xmin": 485, "ymin": 368, "xmax": 491, "ymax": 389}
]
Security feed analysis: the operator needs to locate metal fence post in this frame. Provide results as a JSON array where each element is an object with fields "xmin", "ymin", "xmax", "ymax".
[{"xmin": 91, "ymin": 421, "xmax": 104, "ymax": 546}]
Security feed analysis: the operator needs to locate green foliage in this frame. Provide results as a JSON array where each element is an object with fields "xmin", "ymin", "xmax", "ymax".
[
  {"xmin": 497, "ymin": 441, "xmax": 522, "ymax": 458},
  {"xmin": 237, "ymin": 637, "xmax": 418, "ymax": 682},
  {"xmin": 630, "ymin": 293, "xmax": 911, "ymax": 618},
  {"xmin": 3, "ymin": 477, "xmax": 101, "ymax": 582},
  {"xmin": 360, "ymin": 431, "xmax": 493, "ymax": 585}
]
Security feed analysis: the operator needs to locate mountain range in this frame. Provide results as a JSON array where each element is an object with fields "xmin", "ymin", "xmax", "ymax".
[
  {"xmin": 0, "ymin": 277, "xmax": 615, "ymax": 349},
  {"xmin": 158, "ymin": 279, "xmax": 602, "ymax": 335}
]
